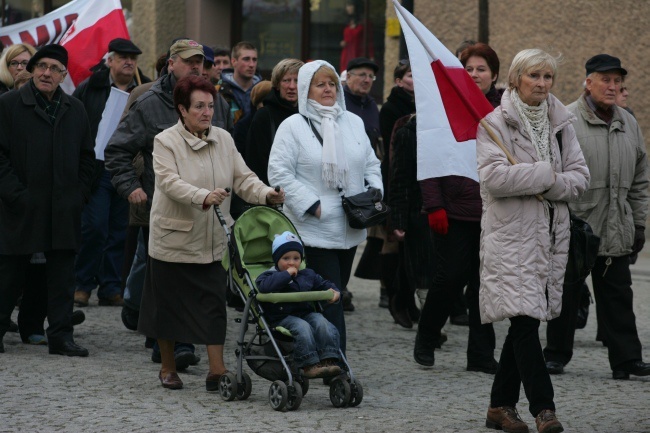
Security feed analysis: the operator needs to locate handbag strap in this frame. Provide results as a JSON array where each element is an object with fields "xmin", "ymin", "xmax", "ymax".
[{"xmin": 302, "ymin": 115, "xmax": 323, "ymax": 145}]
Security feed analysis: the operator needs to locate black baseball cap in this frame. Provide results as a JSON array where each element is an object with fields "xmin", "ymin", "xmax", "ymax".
[
  {"xmin": 346, "ymin": 57, "xmax": 379, "ymax": 74},
  {"xmin": 108, "ymin": 38, "xmax": 142, "ymax": 55},
  {"xmin": 585, "ymin": 54, "xmax": 627, "ymax": 76}
]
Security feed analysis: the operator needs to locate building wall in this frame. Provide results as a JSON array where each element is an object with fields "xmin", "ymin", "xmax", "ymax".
[{"xmin": 408, "ymin": 0, "xmax": 650, "ymax": 138}]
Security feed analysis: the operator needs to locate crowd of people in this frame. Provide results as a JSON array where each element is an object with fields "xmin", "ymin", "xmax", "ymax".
[{"xmin": 0, "ymin": 33, "xmax": 649, "ymax": 433}]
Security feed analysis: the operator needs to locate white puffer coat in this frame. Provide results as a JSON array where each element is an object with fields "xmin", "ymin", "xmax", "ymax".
[
  {"xmin": 476, "ymin": 89, "xmax": 590, "ymax": 324},
  {"xmin": 267, "ymin": 60, "xmax": 382, "ymax": 250}
]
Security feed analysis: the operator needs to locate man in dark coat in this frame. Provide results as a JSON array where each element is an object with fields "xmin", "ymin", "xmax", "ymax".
[
  {"xmin": 0, "ymin": 44, "xmax": 95, "ymax": 356},
  {"xmin": 72, "ymin": 38, "xmax": 150, "ymax": 308}
]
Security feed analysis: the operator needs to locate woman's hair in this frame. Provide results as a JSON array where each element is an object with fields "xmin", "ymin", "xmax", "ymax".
[
  {"xmin": 250, "ymin": 80, "xmax": 273, "ymax": 107},
  {"xmin": 460, "ymin": 43, "xmax": 500, "ymax": 80},
  {"xmin": 508, "ymin": 48, "xmax": 561, "ymax": 89},
  {"xmin": 393, "ymin": 59, "xmax": 411, "ymax": 80},
  {"xmin": 0, "ymin": 43, "xmax": 37, "ymax": 88},
  {"xmin": 271, "ymin": 58, "xmax": 304, "ymax": 89},
  {"xmin": 173, "ymin": 75, "xmax": 217, "ymax": 119},
  {"xmin": 13, "ymin": 70, "xmax": 32, "ymax": 89},
  {"xmin": 311, "ymin": 65, "xmax": 340, "ymax": 87}
]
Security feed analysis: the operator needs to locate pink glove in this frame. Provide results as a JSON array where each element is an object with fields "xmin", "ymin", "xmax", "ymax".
[{"xmin": 428, "ymin": 209, "xmax": 448, "ymax": 235}]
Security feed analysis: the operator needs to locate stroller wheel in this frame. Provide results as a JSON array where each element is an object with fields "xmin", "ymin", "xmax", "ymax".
[
  {"xmin": 286, "ymin": 381, "xmax": 303, "ymax": 411},
  {"xmin": 296, "ymin": 377, "xmax": 309, "ymax": 397},
  {"xmin": 236, "ymin": 371, "xmax": 252, "ymax": 400},
  {"xmin": 329, "ymin": 377, "xmax": 351, "ymax": 408},
  {"xmin": 268, "ymin": 380, "xmax": 288, "ymax": 411},
  {"xmin": 348, "ymin": 378, "xmax": 363, "ymax": 407},
  {"xmin": 218, "ymin": 371, "xmax": 239, "ymax": 401}
]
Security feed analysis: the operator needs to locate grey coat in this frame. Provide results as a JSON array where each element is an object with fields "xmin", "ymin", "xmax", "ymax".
[{"xmin": 567, "ymin": 94, "xmax": 649, "ymax": 257}]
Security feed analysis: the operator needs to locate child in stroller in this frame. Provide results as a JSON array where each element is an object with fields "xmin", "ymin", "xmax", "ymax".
[{"xmin": 256, "ymin": 231, "xmax": 342, "ymax": 379}]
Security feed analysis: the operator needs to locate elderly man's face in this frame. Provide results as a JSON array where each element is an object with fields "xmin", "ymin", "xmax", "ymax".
[
  {"xmin": 586, "ymin": 71, "xmax": 622, "ymax": 109},
  {"xmin": 168, "ymin": 54, "xmax": 203, "ymax": 80},
  {"xmin": 345, "ymin": 66, "xmax": 375, "ymax": 96},
  {"xmin": 107, "ymin": 52, "xmax": 138, "ymax": 82},
  {"xmin": 32, "ymin": 58, "xmax": 66, "ymax": 100}
]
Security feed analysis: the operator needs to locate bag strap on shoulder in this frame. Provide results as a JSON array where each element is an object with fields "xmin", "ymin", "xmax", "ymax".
[{"xmin": 302, "ymin": 115, "xmax": 323, "ymax": 145}]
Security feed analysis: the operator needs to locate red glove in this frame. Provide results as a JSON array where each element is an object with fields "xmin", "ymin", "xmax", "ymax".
[{"xmin": 428, "ymin": 209, "xmax": 448, "ymax": 235}]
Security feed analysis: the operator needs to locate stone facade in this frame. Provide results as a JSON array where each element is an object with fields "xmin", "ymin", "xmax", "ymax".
[{"xmin": 403, "ymin": 0, "xmax": 650, "ymax": 139}]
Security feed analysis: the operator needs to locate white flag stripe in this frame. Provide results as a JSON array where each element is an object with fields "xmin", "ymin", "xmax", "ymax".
[{"xmin": 393, "ymin": 1, "xmax": 479, "ymax": 181}]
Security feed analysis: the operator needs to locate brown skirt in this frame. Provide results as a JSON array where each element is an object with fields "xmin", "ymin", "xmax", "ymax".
[{"xmin": 138, "ymin": 257, "xmax": 227, "ymax": 345}]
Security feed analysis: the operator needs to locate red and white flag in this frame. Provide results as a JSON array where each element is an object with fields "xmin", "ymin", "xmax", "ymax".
[
  {"xmin": 393, "ymin": 0, "xmax": 494, "ymax": 182},
  {"xmin": 59, "ymin": 0, "xmax": 129, "ymax": 92}
]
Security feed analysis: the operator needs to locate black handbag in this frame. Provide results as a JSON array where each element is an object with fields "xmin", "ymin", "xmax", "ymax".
[
  {"xmin": 556, "ymin": 131, "xmax": 601, "ymax": 285},
  {"xmin": 340, "ymin": 187, "xmax": 390, "ymax": 229}
]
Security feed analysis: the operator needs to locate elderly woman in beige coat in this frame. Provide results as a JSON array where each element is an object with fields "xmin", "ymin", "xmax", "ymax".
[
  {"xmin": 138, "ymin": 76, "xmax": 284, "ymax": 391},
  {"xmin": 476, "ymin": 49, "xmax": 589, "ymax": 433}
]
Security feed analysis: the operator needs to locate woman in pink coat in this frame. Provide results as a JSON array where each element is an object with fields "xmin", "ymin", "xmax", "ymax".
[{"xmin": 477, "ymin": 49, "xmax": 590, "ymax": 433}]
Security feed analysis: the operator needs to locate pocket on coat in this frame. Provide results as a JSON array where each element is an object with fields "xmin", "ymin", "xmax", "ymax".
[{"xmin": 159, "ymin": 217, "xmax": 194, "ymax": 232}]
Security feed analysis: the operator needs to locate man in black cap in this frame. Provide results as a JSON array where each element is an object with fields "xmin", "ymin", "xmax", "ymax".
[
  {"xmin": 544, "ymin": 54, "xmax": 650, "ymax": 380},
  {"xmin": 72, "ymin": 38, "xmax": 150, "ymax": 309},
  {"xmin": 0, "ymin": 44, "xmax": 95, "ymax": 356}
]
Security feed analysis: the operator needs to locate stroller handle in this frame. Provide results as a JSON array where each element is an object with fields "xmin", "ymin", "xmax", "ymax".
[{"xmin": 256, "ymin": 290, "xmax": 335, "ymax": 303}]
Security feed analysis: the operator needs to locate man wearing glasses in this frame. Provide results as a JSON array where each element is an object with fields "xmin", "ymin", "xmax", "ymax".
[{"xmin": 0, "ymin": 44, "xmax": 95, "ymax": 356}]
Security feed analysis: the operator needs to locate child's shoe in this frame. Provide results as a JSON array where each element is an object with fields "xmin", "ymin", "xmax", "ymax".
[
  {"xmin": 322, "ymin": 359, "xmax": 342, "ymax": 377},
  {"xmin": 302, "ymin": 363, "xmax": 329, "ymax": 379}
]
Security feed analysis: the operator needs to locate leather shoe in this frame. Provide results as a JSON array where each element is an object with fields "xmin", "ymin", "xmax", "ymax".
[
  {"xmin": 535, "ymin": 409, "xmax": 563, "ymax": 433},
  {"xmin": 546, "ymin": 361, "xmax": 564, "ymax": 375},
  {"xmin": 612, "ymin": 360, "xmax": 650, "ymax": 380},
  {"xmin": 98, "ymin": 294, "xmax": 124, "ymax": 306},
  {"xmin": 467, "ymin": 358, "xmax": 499, "ymax": 374},
  {"xmin": 413, "ymin": 332, "xmax": 435, "ymax": 366},
  {"xmin": 121, "ymin": 305, "xmax": 139, "ymax": 331},
  {"xmin": 206, "ymin": 371, "xmax": 226, "ymax": 391},
  {"xmin": 71, "ymin": 310, "xmax": 86, "ymax": 326},
  {"xmin": 389, "ymin": 297, "xmax": 412, "ymax": 329},
  {"xmin": 74, "ymin": 290, "xmax": 90, "ymax": 307},
  {"xmin": 49, "ymin": 340, "xmax": 89, "ymax": 357},
  {"xmin": 159, "ymin": 370, "xmax": 183, "ymax": 389},
  {"xmin": 486, "ymin": 406, "xmax": 530, "ymax": 432}
]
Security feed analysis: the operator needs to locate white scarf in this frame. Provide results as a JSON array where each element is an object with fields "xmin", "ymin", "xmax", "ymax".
[
  {"xmin": 510, "ymin": 89, "xmax": 552, "ymax": 163},
  {"xmin": 306, "ymin": 99, "xmax": 348, "ymax": 189}
]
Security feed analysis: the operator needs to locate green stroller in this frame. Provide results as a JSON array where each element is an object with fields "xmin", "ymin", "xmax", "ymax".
[{"xmin": 214, "ymin": 204, "xmax": 363, "ymax": 411}]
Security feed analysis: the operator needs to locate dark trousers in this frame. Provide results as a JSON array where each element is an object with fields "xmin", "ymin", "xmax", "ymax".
[
  {"xmin": 545, "ymin": 255, "xmax": 642, "ymax": 369},
  {"xmin": 543, "ymin": 279, "xmax": 585, "ymax": 365},
  {"xmin": 17, "ymin": 262, "xmax": 48, "ymax": 341},
  {"xmin": 0, "ymin": 251, "xmax": 76, "ymax": 345},
  {"xmin": 491, "ymin": 316, "xmax": 555, "ymax": 418},
  {"xmin": 74, "ymin": 169, "xmax": 128, "ymax": 298},
  {"xmin": 417, "ymin": 219, "xmax": 495, "ymax": 364},
  {"xmin": 304, "ymin": 246, "xmax": 357, "ymax": 354}
]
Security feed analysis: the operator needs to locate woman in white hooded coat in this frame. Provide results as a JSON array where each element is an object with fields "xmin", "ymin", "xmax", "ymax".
[
  {"xmin": 268, "ymin": 60, "xmax": 382, "ymax": 353},
  {"xmin": 477, "ymin": 49, "xmax": 589, "ymax": 433}
]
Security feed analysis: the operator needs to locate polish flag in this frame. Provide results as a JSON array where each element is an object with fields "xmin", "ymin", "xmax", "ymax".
[
  {"xmin": 59, "ymin": 0, "xmax": 129, "ymax": 92},
  {"xmin": 393, "ymin": 0, "xmax": 494, "ymax": 182}
]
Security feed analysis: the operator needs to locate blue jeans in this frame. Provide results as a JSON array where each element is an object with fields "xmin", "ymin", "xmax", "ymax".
[
  {"xmin": 277, "ymin": 312, "xmax": 340, "ymax": 368},
  {"xmin": 123, "ymin": 229, "xmax": 146, "ymax": 311},
  {"xmin": 75, "ymin": 169, "xmax": 128, "ymax": 298}
]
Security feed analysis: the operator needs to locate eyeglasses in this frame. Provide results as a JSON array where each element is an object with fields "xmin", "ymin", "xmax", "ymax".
[
  {"xmin": 348, "ymin": 71, "xmax": 376, "ymax": 81},
  {"xmin": 34, "ymin": 62, "xmax": 67, "ymax": 75},
  {"xmin": 9, "ymin": 60, "xmax": 29, "ymax": 68}
]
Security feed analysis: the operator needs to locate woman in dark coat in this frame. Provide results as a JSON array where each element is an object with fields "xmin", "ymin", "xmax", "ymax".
[{"xmin": 244, "ymin": 58, "xmax": 304, "ymax": 185}]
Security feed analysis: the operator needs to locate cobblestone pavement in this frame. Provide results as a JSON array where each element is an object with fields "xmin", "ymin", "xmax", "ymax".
[{"xmin": 1, "ymin": 244, "xmax": 649, "ymax": 433}]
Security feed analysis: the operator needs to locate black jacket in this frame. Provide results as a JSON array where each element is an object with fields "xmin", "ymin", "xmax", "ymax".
[
  {"xmin": 0, "ymin": 83, "xmax": 95, "ymax": 254},
  {"xmin": 244, "ymin": 88, "xmax": 298, "ymax": 184},
  {"xmin": 379, "ymin": 86, "xmax": 415, "ymax": 191}
]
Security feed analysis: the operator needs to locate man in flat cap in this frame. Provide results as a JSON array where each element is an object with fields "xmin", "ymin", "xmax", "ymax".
[
  {"xmin": 0, "ymin": 44, "xmax": 95, "ymax": 356},
  {"xmin": 72, "ymin": 38, "xmax": 151, "ymax": 309},
  {"xmin": 544, "ymin": 54, "xmax": 650, "ymax": 379},
  {"xmin": 105, "ymin": 39, "xmax": 231, "ymax": 370}
]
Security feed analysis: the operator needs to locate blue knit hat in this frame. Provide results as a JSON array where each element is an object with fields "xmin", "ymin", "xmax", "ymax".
[{"xmin": 272, "ymin": 231, "xmax": 303, "ymax": 266}]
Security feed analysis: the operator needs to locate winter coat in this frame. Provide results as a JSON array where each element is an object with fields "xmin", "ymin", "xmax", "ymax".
[
  {"xmin": 0, "ymin": 83, "xmax": 95, "ymax": 254},
  {"xmin": 476, "ymin": 89, "xmax": 590, "ymax": 324},
  {"xmin": 244, "ymin": 87, "xmax": 299, "ymax": 185},
  {"xmin": 267, "ymin": 60, "xmax": 383, "ymax": 250},
  {"xmin": 148, "ymin": 120, "xmax": 273, "ymax": 264},
  {"xmin": 255, "ymin": 267, "xmax": 339, "ymax": 323},
  {"xmin": 567, "ymin": 94, "xmax": 649, "ymax": 257},
  {"xmin": 104, "ymin": 73, "xmax": 232, "ymax": 220},
  {"xmin": 219, "ymin": 69, "xmax": 262, "ymax": 124},
  {"xmin": 379, "ymin": 85, "xmax": 415, "ymax": 190}
]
